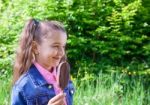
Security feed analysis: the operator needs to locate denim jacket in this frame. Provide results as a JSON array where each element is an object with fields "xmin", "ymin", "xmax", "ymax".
[{"xmin": 11, "ymin": 64, "xmax": 75, "ymax": 105}]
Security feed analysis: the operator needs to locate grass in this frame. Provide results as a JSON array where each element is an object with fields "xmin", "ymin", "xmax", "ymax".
[
  {"xmin": 0, "ymin": 77, "xmax": 11, "ymax": 105},
  {"xmin": 0, "ymin": 73, "xmax": 149, "ymax": 105},
  {"xmin": 73, "ymin": 73, "xmax": 150, "ymax": 105}
]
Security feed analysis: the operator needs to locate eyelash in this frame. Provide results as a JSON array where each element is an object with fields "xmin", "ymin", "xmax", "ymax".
[{"xmin": 52, "ymin": 45, "xmax": 65, "ymax": 49}]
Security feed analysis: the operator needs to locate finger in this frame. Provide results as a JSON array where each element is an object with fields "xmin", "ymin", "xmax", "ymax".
[
  {"xmin": 61, "ymin": 102, "xmax": 66, "ymax": 105},
  {"xmin": 50, "ymin": 92, "xmax": 66, "ymax": 103},
  {"xmin": 53, "ymin": 98, "xmax": 65, "ymax": 105}
]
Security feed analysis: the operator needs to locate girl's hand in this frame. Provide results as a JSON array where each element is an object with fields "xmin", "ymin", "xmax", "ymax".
[{"xmin": 47, "ymin": 92, "xmax": 66, "ymax": 105}]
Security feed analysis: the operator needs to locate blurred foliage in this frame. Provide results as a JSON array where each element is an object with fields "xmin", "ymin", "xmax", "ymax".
[{"xmin": 0, "ymin": 0, "xmax": 150, "ymax": 82}]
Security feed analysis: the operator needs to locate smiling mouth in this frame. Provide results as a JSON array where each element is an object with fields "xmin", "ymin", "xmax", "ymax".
[{"xmin": 53, "ymin": 57, "xmax": 61, "ymax": 61}]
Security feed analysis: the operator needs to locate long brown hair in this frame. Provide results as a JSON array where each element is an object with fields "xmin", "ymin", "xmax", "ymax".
[{"xmin": 13, "ymin": 19, "xmax": 67, "ymax": 85}]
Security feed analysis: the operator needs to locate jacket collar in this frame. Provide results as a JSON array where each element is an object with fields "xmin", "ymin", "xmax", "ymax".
[{"xmin": 27, "ymin": 64, "xmax": 49, "ymax": 86}]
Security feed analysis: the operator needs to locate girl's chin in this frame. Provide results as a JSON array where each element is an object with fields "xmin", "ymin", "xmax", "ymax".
[{"xmin": 53, "ymin": 62, "xmax": 60, "ymax": 67}]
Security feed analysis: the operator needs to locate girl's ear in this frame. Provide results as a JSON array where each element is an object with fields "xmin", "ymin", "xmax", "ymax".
[{"xmin": 32, "ymin": 41, "xmax": 39, "ymax": 55}]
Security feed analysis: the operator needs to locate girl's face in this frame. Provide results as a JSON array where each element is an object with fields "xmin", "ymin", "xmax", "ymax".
[{"xmin": 34, "ymin": 30, "xmax": 67, "ymax": 70}]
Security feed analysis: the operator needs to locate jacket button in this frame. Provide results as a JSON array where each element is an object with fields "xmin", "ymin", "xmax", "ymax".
[
  {"xmin": 70, "ymin": 90, "xmax": 74, "ymax": 94},
  {"xmin": 48, "ymin": 85, "xmax": 52, "ymax": 89}
]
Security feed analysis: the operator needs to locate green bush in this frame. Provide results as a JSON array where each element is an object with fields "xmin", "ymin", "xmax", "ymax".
[{"xmin": 0, "ymin": 0, "xmax": 150, "ymax": 79}]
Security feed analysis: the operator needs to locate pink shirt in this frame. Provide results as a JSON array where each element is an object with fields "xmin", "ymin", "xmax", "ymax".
[{"xmin": 33, "ymin": 62, "xmax": 67, "ymax": 105}]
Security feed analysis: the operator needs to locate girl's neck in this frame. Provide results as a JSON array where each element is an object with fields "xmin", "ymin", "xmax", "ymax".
[{"xmin": 33, "ymin": 60, "xmax": 53, "ymax": 72}]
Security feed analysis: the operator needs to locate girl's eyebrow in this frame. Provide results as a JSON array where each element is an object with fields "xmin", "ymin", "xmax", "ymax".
[{"xmin": 52, "ymin": 42, "xmax": 66, "ymax": 46}]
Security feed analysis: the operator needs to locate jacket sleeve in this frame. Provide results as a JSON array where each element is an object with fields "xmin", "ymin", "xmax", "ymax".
[{"xmin": 11, "ymin": 86, "xmax": 27, "ymax": 105}]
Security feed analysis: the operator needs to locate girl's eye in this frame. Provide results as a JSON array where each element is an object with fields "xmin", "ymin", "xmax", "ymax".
[{"xmin": 52, "ymin": 46, "xmax": 59, "ymax": 48}]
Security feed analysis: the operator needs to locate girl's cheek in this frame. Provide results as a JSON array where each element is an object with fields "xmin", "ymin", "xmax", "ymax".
[{"xmin": 49, "ymin": 48, "xmax": 58, "ymax": 56}]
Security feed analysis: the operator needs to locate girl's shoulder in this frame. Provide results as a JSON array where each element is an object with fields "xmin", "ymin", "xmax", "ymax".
[
  {"xmin": 12, "ymin": 70, "xmax": 48, "ymax": 100},
  {"xmin": 12, "ymin": 65, "xmax": 50, "ymax": 98},
  {"xmin": 13, "ymin": 72, "xmax": 30, "ymax": 90}
]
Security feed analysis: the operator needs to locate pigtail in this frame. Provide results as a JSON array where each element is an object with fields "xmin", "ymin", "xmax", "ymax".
[{"xmin": 13, "ymin": 19, "xmax": 39, "ymax": 84}]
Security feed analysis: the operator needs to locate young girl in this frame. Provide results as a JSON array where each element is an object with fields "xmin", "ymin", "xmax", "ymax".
[{"xmin": 11, "ymin": 19, "xmax": 75, "ymax": 105}]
